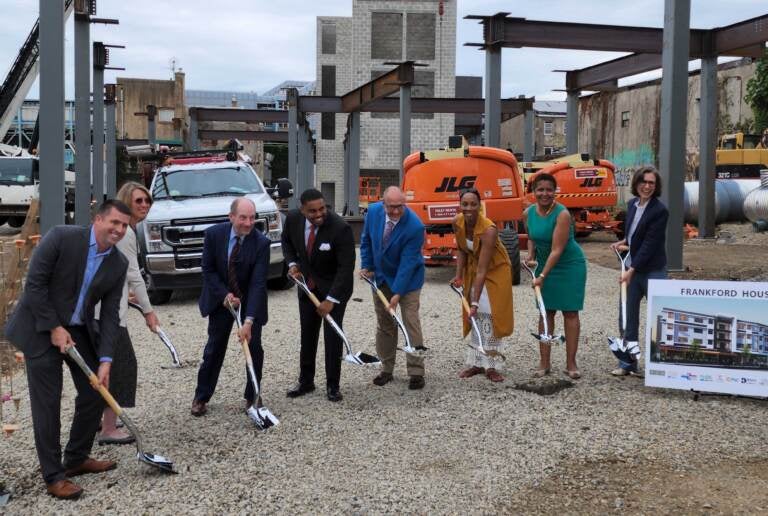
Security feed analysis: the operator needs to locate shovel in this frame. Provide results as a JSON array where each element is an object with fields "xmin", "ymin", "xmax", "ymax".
[
  {"xmin": 128, "ymin": 301, "xmax": 195, "ymax": 368},
  {"xmin": 361, "ymin": 274, "xmax": 428, "ymax": 357},
  {"xmin": 289, "ymin": 274, "xmax": 381, "ymax": 367},
  {"xmin": 608, "ymin": 246, "xmax": 641, "ymax": 366},
  {"xmin": 225, "ymin": 301, "xmax": 279, "ymax": 431},
  {"xmin": 65, "ymin": 346, "xmax": 176, "ymax": 474},
  {"xmin": 521, "ymin": 261, "xmax": 565, "ymax": 345},
  {"xmin": 449, "ymin": 282, "xmax": 506, "ymax": 361}
]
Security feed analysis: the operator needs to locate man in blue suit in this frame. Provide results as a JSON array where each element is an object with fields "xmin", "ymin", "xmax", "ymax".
[
  {"xmin": 360, "ymin": 186, "xmax": 426, "ymax": 390},
  {"xmin": 191, "ymin": 198, "xmax": 269, "ymax": 416}
]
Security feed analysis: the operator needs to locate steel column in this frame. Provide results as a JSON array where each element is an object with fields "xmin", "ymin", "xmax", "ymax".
[
  {"xmin": 39, "ymin": 0, "xmax": 66, "ymax": 233},
  {"xmin": 566, "ymin": 91, "xmax": 579, "ymax": 154},
  {"xmin": 188, "ymin": 110, "xmax": 199, "ymax": 150},
  {"xmin": 399, "ymin": 84, "xmax": 411, "ymax": 184},
  {"xmin": 297, "ymin": 125, "xmax": 307, "ymax": 198},
  {"xmin": 484, "ymin": 45, "xmax": 502, "ymax": 148},
  {"xmin": 658, "ymin": 0, "xmax": 691, "ymax": 270},
  {"xmin": 105, "ymin": 98, "xmax": 117, "ymax": 198},
  {"xmin": 523, "ymin": 110, "xmax": 535, "ymax": 161},
  {"xmin": 74, "ymin": 10, "xmax": 91, "ymax": 225},
  {"xmin": 146, "ymin": 105, "xmax": 157, "ymax": 145},
  {"xmin": 92, "ymin": 59, "xmax": 105, "ymax": 204},
  {"xmin": 287, "ymin": 89, "xmax": 298, "ymax": 209},
  {"xmin": 698, "ymin": 56, "xmax": 717, "ymax": 238},
  {"xmin": 348, "ymin": 112, "xmax": 360, "ymax": 216}
]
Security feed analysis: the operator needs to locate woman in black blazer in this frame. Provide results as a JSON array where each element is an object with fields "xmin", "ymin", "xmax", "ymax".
[{"xmin": 610, "ymin": 166, "xmax": 668, "ymax": 376}]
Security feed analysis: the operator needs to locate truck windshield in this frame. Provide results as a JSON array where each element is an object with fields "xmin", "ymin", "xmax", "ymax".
[
  {"xmin": 152, "ymin": 166, "xmax": 264, "ymax": 200},
  {"xmin": 0, "ymin": 158, "xmax": 36, "ymax": 185}
]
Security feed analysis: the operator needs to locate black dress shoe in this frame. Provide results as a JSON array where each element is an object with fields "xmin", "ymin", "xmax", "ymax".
[
  {"xmin": 326, "ymin": 386, "xmax": 343, "ymax": 402},
  {"xmin": 408, "ymin": 376, "xmax": 425, "ymax": 390},
  {"xmin": 286, "ymin": 383, "xmax": 315, "ymax": 398}
]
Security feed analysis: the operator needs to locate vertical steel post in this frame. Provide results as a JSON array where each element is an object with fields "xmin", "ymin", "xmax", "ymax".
[
  {"xmin": 297, "ymin": 123, "xmax": 307, "ymax": 198},
  {"xmin": 74, "ymin": 8, "xmax": 91, "ymax": 225},
  {"xmin": 39, "ymin": 0, "xmax": 66, "ymax": 233},
  {"xmin": 348, "ymin": 111, "xmax": 361, "ymax": 216},
  {"xmin": 188, "ymin": 108, "xmax": 198, "ymax": 151},
  {"xmin": 523, "ymin": 110, "xmax": 535, "ymax": 161},
  {"xmin": 399, "ymin": 84, "xmax": 411, "ymax": 184},
  {"xmin": 566, "ymin": 90, "xmax": 579, "ymax": 154},
  {"xmin": 484, "ymin": 45, "xmax": 502, "ymax": 149},
  {"xmin": 105, "ymin": 88, "xmax": 117, "ymax": 198},
  {"xmin": 698, "ymin": 56, "xmax": 717, "ymax": 238},
  {"xmin": 287, "ymin": 89, "xmax": 298, "ymax": 209},
  {"xmin": 658, "ymin": 0, "xmax": 691, "ymax": 270},
  {"xmin": 146, "ymin": 105, "xmax": 157, "ymax": 146},
  {"xmin": 92, "ymin": 43, "xmax": 105, "ymax": 205}
]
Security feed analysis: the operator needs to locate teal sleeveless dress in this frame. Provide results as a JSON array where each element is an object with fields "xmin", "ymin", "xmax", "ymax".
[{"xmin": 526, "ymin": 203, "xmax": 587, "ymax": 311}]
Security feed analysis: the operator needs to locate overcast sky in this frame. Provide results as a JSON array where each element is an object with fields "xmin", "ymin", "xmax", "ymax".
[{"xmin": 1, "ymin": 0, "xmax": 765, "ymax": 102}]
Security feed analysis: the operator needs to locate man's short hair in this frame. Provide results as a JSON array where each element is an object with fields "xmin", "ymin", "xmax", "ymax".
[
  {"xmin": 300, "ymin": 188, "xmax": 324, "ymax": 205},
  {"xmin": 96, "ymin": 199, "xmax": 131, "ymax": 218},
  {"xmin": 230, "ymin": 197, "xmax": 256, "ymax": 214}
]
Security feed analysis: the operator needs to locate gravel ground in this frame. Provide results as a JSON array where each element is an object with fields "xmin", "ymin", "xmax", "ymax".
[{"xmin": 1, "ymin": 255, "xmax": 767, "ymax": 514}]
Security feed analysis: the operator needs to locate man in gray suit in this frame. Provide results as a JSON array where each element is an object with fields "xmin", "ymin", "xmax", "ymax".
[{"xmin": 5, "ymin": 200, "xmax": 130, "ymax": 500}]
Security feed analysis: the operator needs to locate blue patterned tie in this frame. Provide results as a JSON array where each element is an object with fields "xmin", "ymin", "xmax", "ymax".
[{"xmin": 382, "ymin": 220, "xmax": 394, "ymax": 247}]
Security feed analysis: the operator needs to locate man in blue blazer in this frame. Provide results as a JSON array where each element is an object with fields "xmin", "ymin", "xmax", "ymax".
[
  {"xmin": 360, "ymin": 186, "xmax": 426, "ymax": 389},
  {"xmin": 192, "ymin": 198, "xmax": 270, "ymax": 416}
]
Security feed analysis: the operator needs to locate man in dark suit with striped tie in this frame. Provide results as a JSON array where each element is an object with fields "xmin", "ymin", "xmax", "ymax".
[{"xmin": 191, "ymin": 198, "xmax": 270, "ymax": 416}]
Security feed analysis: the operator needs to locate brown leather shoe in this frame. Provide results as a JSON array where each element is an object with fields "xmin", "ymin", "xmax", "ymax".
[
  {"xmin": 191, "ymin": 399, "xmax": 207, "ymax": 417},
  {"xmin": 372, "ymin": 372, "xmax": 393, "ymax": 386},
  {"xmin": 64, "ymin": 457, "xmax": 117, "ymax": 477},
  {"xmin": 46, "ymin": 479, "xmax": 83, "ymax": 500}
]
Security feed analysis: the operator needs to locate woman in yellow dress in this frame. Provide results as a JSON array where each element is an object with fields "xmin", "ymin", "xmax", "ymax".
[{"xmin": 450, "ymin": 188, "xmax": 514, "ymax": 382}]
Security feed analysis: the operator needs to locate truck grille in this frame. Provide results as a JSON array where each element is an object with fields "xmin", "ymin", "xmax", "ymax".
[{"xmin": 163, "ymin": 216, "xmax": 267, "ymax": 248}]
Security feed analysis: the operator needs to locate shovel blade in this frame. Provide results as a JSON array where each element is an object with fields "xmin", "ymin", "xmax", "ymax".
[
  {"xmin": 247, "ymin": 406, "xmax": 280, "ymax": 431},
  {"xmin": 137, "ymin": 452, "xmax": 177, "ymax": 474},
  {"xmin": 345, "ymin": 351, "xmax": 381, "ymax": 367}
]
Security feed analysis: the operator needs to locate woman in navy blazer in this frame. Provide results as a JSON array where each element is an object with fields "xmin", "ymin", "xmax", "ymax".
[{"xmin": 610, "ymin": 166, "xmax": 668, "ymax": 375}]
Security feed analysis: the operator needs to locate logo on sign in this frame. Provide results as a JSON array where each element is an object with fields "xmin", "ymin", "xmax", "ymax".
[{"xmin": 434, "ymin": 176, "xmax": 477, "ymax": 193}]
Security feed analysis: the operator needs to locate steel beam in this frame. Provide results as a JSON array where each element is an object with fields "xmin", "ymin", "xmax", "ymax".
[
  {"xmin": 92, "ymin": 42, "xmax": 105, "ymax": 204},
  {"xmin": 698, "ymin": 55, "xmax": 717, "ymax": 238},
  {"xmin": 658, "ymin": 0, "xmax": 690, "ymax": 271},
  {"xmin": 191, "ymin": 107, "xmax": 289, "ymax": 123},
  {"xmin": 484, "ymin": 45, "xmax": 502, "ymax": 148},
  {"xmin": 197, "ymin": 130, "xmax": 289, "ymax": 142},
  {"xmin": 566, "ymin": 91, "xmax": 579, "ymax": 154},
  {"xmin": 399, "ymin": 84, "xmax": 411, "ymax": 183},
  {"xmin": 566, "ymin": 53, "xmax": 664, "ymax": 91},
  {"xmin": 341, "ymin": 62, "xmax": 414, "ymax": 113},
  {"xmin": 523, "ymin": 110, "xmax": 534, "ymax": 161},
  {"xmin": 105, "ymin": 90, "xmax": 116, "ymax": 198},
  {"xmin": 287, "ymin": 88, "xmax": 298, "ymax": 209},
  {"xmin": 74, "ymin": 9, "xmax": 91, "ymax": 225},
  {"xmin": 39, "ymin": 0, "xmax": 66, "ymax": 233},
  {"xmin": 714, "ymin": 15, "xmax": 768, "ymax": 55}
]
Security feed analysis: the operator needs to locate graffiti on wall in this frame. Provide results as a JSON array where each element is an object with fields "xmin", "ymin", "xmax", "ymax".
[{"xmin": 608, "ymin": 144, "xmax": 656, "ymax": 208}]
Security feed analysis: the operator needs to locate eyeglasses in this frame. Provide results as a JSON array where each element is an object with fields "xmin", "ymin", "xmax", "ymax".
[
  {"xmin": 639, "ymin": 180, "xmax": 656, "ymax": 186},
  {"xmin": 385, "ymin": 203, "xmax": 404, "ymax": 210},
  {"xmin": 134, "ymin": 197, "xmax": 152, "ymax": 205}
]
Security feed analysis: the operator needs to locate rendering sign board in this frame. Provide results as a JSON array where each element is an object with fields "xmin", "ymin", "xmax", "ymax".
[{"xmin": 645, "ymin": 279, "xmax": 768, "ymax": 397}]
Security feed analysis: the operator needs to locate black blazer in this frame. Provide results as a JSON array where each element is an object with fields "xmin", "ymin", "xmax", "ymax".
[
  {"xmin": 625, "ymin": 196, "xmax": 668, "ymax": 273},
  {"xmin": 198, "ymin": 221, "xmax": 269, "ymax": 325},
  {"xmin": 281, "ymin": 209, "xmax": 355, "ymax": 303},
  {"xmin": 5, "ymin": 225, "xmax": 128, "ymax": 359}
]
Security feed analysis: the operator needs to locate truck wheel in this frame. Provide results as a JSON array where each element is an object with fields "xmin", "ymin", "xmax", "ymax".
[
  {"xmin": 499, "ymin": 228, "xmax": 521, "ymax": 286},
  {"xmin": 0, "ymin": 216, "xmax": 7, "ymax": 226},
  {"xmin": 149, "ymin": 289, "xmax": 173, "ymax": 305},
  {"xmin": 267, "ymin": 262, "xmax": 293, "ymax": 290},
  {"xmin": 7, "ymin": 217, "xmax": 24, "ymax": 228}
]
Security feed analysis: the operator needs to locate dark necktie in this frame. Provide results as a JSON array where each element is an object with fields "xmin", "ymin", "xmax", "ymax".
[
  {"xmin": 228, "ymin": 236, "xmax": 242, "ymax": 298},
  {"xmin": 382, "ymin": 220, "xmax": 394, "ymax": 247}
]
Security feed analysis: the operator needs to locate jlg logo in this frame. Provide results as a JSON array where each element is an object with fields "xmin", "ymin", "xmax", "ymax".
[
  {"xmin": 579, "ymin": 177, "xmax": 604, "ymax": 188},
  {"xmin": 434, "ymin": 176, "xmax": 477, "ymax": 193}
]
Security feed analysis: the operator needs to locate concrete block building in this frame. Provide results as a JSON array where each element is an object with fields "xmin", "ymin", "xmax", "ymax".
[
  {"xmin": 501, "ymin": 101, "xmax": 567, "ymax": 159},
  {"xmin": 316, "ymin": 0, "xmax": 456, "ymax": 211}
]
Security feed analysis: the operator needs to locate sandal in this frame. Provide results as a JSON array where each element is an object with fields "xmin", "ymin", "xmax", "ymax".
[
  {"xmin": 533, "ymin": 367, "xmax": 550, "ymax": 378},
  {"xmin": 485, "ymin": 369, "xmax": 504, "ymax": 382},
  {"xmin": 564, "ymin": 369, "xmax": 581, "ymax": 380},
  {"xmin": 458, "ymin": 366, "xmax": 484, "ymax": 379}
]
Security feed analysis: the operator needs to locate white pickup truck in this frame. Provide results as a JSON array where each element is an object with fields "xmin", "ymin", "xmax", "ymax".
[{"xmin": 137, "ymin": 152, "xmax": 291, "ymax": 305}]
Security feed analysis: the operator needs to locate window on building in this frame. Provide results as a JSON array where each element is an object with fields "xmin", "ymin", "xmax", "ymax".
[
  {"xmin": 543, "ymin": 121, "xmax": 553, "ymax": 136},
  {"xmin": 406, "ymin": 12, "xmax": 436, "ymax": 60},
  {"xmin": 321, "ymin": 22, "xmax": 337, "ymax": 54},
  {"xmin": 371, "ymin": 12, "xmax": 403, "ymax": 60},
  {"xmin": 321, "ymin": 65, "xmax": 336, "ymax": 140},
  {"xmin": 621, "ymin": 111, "xmax": 630, "ymax": 128},
  {"xmin": 543, "ymin": 147, "xmax": 553, "ymax": 156},
  {"xmin": 158, "ymin": 108, "xmax": 174, "ymax": 123}
]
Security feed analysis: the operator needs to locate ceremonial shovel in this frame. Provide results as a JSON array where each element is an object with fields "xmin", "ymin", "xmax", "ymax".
[
  {"xmin": 226, "ymin": 300, "xmax": 279, "ymax": 431},
  {"xmin": 361, "ymin": 274, "xmax": 428, "ymax": 357},
  {"xmin": 128, "ymin": 302, "xmax": 196, "ymax": 368},
  {"xmin": 66, "ymin": 346, "xmax": 176, "ymax": 474},
  {"xmin": 449, "ymin": 282, "xmax": 506, "ymax": 361},
  {"xmin": 522, "ymin": 261, "xmax": 565, "ymax": 345},
  {"xmin": 608, "ymin": 245, "xmax": 641, "ymax": 366},
  {"xmin": 289, "ymin": 273, "xmax": 381, "ymax": 367}
]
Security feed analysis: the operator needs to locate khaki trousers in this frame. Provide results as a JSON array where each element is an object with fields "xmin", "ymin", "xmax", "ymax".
[{"xmin": 373, "ymin": 284, "xmax": 425, "ymax": 377}]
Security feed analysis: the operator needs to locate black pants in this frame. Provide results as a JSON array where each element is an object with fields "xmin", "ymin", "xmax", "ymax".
[
  {"xmin": 297, "ymin": 292, "xmax": 345, "ymax": 389},
  {"xmin": 194, "ymin": 306, "xmax": 263, "ymax": 403},
  {"xmin": 110, "ymin": 326, "xmax": 137, "ymax": 407},
  {"xmin": 25, "ymin": 325, "xmax": 104, "ymax": 484}
]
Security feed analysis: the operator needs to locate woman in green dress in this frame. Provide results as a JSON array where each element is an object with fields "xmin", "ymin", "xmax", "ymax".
[{"xmin": 523, "ymin": 173, "xmax": 587, "ymax": 379}]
